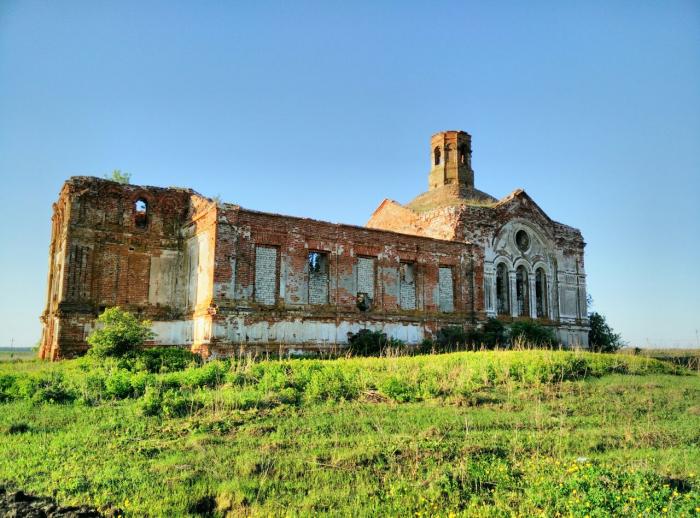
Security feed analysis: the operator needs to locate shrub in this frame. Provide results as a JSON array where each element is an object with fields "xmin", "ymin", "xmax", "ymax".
[
  {"xmin": 479, "ymin": 318, "xmax": 508, "ymax": 348},
  {"xmin": 509, "ymin": 320, "xmax": 557, "ymax": 348},
  {"xmin": 125, "ymin": 347, "xmax": 202, "ymax": 373},
  {"xmin": 435, "ymin": 326, "xmax": 471, "ymax": 351},
  {"xmin": 348, "ymin": 329, "xmax": 404, "ymax": 356},
  {"xmin": 22, "ymin": 373, "xmax": 75, "ymax": 405},
  {"xmin": 104, "ymin": 370, "xmax": 134, "ymax": 399},
  {"xmin": 422, "ymin": 319, "xmax": 508, "ymax": 353},
  {"xmin": 86, "ymin": 307, "xmax": 155, "ymax": 358},
  {"xmin": 0, "ymin": 373, "xmax": 18, "ymax": 402},
  {"xmin": 588, "ymin": 312, "xmax": 623, "ymax": 352},
  {"xmin": 380, "ymin": 376, "xmax": 418, "ymax": 402},
  {"xmin": 305, "ymin": 366, "xmax": 360, "ymax": 402}
]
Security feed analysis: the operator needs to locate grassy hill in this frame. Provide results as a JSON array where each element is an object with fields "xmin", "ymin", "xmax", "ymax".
[{"xmin": 0, "ymin": 350, "xmax": 698, "ymax": 516}]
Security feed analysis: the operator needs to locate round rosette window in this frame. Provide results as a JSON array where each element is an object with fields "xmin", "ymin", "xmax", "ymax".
[{"xmin": 515, "ymin": 229, "xmax": 530, "ymax": 252}]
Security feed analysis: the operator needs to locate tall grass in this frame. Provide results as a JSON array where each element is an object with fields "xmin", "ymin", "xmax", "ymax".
[{"xmin": 0, "ymin": 350, "xmax": 681, "ymax": 410}]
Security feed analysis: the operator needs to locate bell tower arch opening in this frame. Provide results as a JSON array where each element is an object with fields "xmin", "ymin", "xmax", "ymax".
[{"xmin": 428, "ymin": 130, "xmax": 474, "ymax": 190}]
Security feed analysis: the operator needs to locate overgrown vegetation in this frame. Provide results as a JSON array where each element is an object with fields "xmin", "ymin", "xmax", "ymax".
[
  {"xmin": 510, "ymin": 319, "xmax": 557, "ymax": 347},
  {"xmin": 105, "ymin": 169, "xmax": 131, "ymax": 184},
  {"xmin": 86, "ymin": 307, "xmax": 155, "ymax": 359},
  {"xmin": 347, "ymin": 329, "xmax": 405, "ymax": 356},
  {"xmin": 0, "ymin": 349, "xmax": 697, "ymax": 516},
  {"xmin": 589, "ymin": 311, "xmax": 624, "ymax": 352}
]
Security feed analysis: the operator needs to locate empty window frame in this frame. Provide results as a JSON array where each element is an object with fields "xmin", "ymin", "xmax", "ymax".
[
  {"xmin": 458, "ymin": 144, "xmax": 467, "ymax": 165},
  {"xmin": 516, "ymin": 265, "xmax": 529, "ymax": 317},
  {"xmin": 399, "ymin": 262, "xmax": 416, "ymax": 310},
  {"xmin": 438, "ymin": 266, "xmax": 454, "ymax": 312},
  {"xmin": 496, "ymin": 263, "xmax": 510, "ymax": 315},
  {"xmin": 254, "ymin": 246, "xmax": 278, "ymax": 305},
  {"xmin": 134, "ymin": 198, "xmax": 148, "ymax": 229},
  {"xmin": 308, "ymin": 251, "xmax": 329, "ymax": 305},
  {"xmin": 434, "ymin": 146, "xmax": 441, "ymax": 166},
  {"xmin": 535, "ymin": 267, "xmax": 547, "ymax": 318}
]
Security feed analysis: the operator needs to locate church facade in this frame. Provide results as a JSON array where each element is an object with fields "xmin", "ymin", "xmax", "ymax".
[{"xmin": 39, "ymin": 131, "xmax": 588, "ymax": 360}]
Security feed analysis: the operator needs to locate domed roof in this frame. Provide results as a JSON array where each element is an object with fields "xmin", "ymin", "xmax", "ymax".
[{"xmin": 405, "ymin": 183, "xmax": 498, "ymax": 213}]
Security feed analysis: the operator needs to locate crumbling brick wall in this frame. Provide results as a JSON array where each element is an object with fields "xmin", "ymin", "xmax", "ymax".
[
  {"xmin": 40, "ymin": 177, "xmax": 485, "ymax": 359},
  {"xmin": 39, "ymin": 177, "xmax": 197, "ymax": 359}
]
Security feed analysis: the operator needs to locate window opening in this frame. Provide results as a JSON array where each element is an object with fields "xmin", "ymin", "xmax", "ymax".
[
  {"xmin": 516, "ymin": 265, "xmax": 529, "ymax": 317},
  {"xmin": 496, "ymin": 263, "xmax": 510, "ymax": 315},
  {"xmin": 134, "ymin": 199, "xmax": 148, "ymax": 229}
]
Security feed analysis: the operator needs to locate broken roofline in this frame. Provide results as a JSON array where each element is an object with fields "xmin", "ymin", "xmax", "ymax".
[{"xmin": 64, "ymin": 176, "xmax": 476, "ymax": 248}]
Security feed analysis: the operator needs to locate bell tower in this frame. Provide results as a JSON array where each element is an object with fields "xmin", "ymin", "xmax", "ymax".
[{"xmin": 428, "ymin": 130, "xmax": 474, "ymax": 191}]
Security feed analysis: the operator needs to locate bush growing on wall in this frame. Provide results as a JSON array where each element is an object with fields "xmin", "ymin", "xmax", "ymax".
[{"xmin": 86, "ymin": 307, "xmax": 155, "ymax": 358}]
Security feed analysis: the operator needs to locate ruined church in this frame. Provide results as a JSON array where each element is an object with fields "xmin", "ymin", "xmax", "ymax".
[{"xmin": 39, "ymin": 131, "xmax": 589, "ymax": 360}]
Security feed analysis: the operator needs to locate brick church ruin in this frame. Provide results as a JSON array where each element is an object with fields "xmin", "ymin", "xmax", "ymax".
[{"xmin": 39, "ymin": 131, "xmax": 589, "ymax": 360}]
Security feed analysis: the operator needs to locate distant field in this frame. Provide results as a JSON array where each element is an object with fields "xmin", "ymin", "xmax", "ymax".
[
  {"xmin": 619, "ymin": 347, "xmax": 700, "ymax": 371},
  {"xmin": 0, "ymin": 349, "xmax": 698, "ymax": 516},
  {"xmin": 0, "ymin": 348, "xmax": 34, "ymax": 361}
]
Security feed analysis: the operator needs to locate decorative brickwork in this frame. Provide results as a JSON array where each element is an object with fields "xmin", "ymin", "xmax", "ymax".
[{"xmin": 39, "ymin": 130, "xmax": 588, "ymax": 359}]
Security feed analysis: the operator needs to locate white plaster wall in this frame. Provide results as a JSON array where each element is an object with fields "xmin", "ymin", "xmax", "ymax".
[
  {"xmin": 185, "ymin": 230, "xmax": 213, "ymax": 310},
  {"xmin": 148, "ymin": 250, "xmax": 180, "ymax": 306},
  {"xmin": 214, "ymin": 318, "xmax": 425, "ymax": 346},
  {"xmin": 150, "ymin": 320, "xmax": 194, "ymax": 345}
]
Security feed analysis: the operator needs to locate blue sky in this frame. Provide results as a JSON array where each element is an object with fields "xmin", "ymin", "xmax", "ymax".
[{"xmin": 1, "ymin": 1, "xmax": 698, "ymax": 348}]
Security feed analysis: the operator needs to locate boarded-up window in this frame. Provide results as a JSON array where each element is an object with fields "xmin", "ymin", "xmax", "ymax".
[
  {"xmin": 438, "ymin": 267, "xmax": 454, "ymax": 312},
  {"xmin": 357, "ymin": 257, "xmax": 375, "ymax": 296},
  {"xmin": 308, "ymin": 252, "xmax": 329, "ymax": 305},
  {"xmin": 255, "ymin": 246, "xmax": 277, "ymax": 305},
  {"xmin": 356, "ymin": 257, "xmax": 375, "ymax": 311},
  {"xmin": 400, "ymin": 263, "xmax": 416, "ymax": 310}
]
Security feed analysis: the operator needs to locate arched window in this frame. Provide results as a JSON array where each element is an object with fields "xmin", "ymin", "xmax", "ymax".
[
  {"xmin": 516, "ymin": 265, "xmax": 529, "ymax": 317},
  {"xmin": 535, "ymin": 268, "xmax": 547, "ymax": 318},
  {"xmin": 458, "ymin": 145, "xmax": 466, "ymax": 165},
  {"xmin": 434, "ymin": 146, "xmax": 441, "ymax": 166},
  {"xmin": 134, "ymin": 198, "xmax": 148, "ymax": 229},
  {"xmin": 496, "ymin": 263, "xmax": 510, "ymax": 315}
]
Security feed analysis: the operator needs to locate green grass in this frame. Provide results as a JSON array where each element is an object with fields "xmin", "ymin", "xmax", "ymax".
[{"xmin": 0, "ymin": 350, "xmax": 699, "ymax": 516}]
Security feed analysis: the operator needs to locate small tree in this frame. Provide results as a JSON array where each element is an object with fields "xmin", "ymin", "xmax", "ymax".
[
  {"xmin": 588, "ymin": 312, "xmax": 623, "ymax": 353},
  {"xmin": 105, "ymin": 169, "xmax": 131, "ymax": 184},
  {"xmin": 87, "ymin": 307, "xmax": 154, "ymax": 358}
]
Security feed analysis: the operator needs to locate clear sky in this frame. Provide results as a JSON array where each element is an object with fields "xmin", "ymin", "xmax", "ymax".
[{"xmin": 1, "ymin": 1, "xmax": 698, "ymax": 348}]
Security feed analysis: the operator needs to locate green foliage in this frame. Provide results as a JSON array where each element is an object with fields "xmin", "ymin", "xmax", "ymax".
[
  {"xmin": 6, "ymin": 422, "xmax": 30, "ymax": 434},
  {"xmin": 86, "ymin": 307, "xmax": 155, "ymax": 358},
  {"xmin": 0, "ymin": 351, "xmax": 698, "ymax": 516},
  {"xmin": 423, "ymin": 319, "xmax": 509, "ymax": 353},
  {"xmin": 510, "ymin": 320, "xmax": 558, "ymax": 347},
  {"xmin": 121, "ymin": 347, "xmax": 202, "ymax": 373},
  {"xmin": 105, "ymin": 169, "xmax": 131, "ymax": 184},
  {"xmin": 480, "ymin": 317, "xmax": 509, "ymax": 348},
  {"xmin": 434, "ymin": 326, "xmax": 471, "ymax": 351},
  {"xmin": 589, "ymin": 311, "xmax": 624, "ymax": 352},
  {"xmin": 348, "ymin": 329, "xmax": 404, "ymax": 356},
  {"xmin": 20, "ymin": 372, "xmax": 75, "ymax": 405}
]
